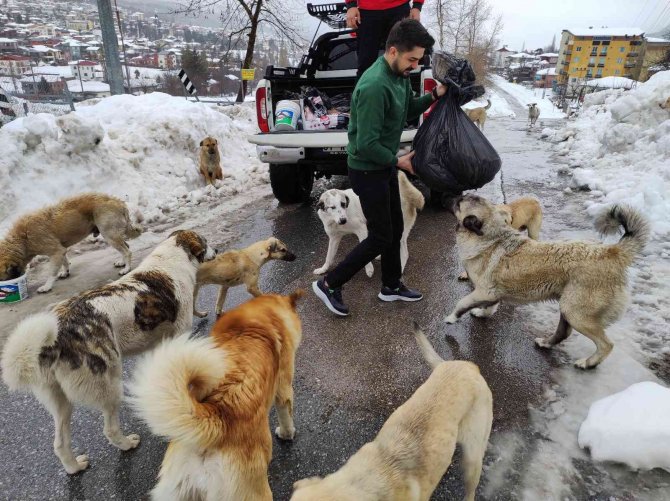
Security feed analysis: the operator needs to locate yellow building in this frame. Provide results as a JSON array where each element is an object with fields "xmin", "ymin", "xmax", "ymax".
[
  {"xmin": 556, "ymin": 28, "xmax": 645, "ymax": 87},
  {"xmin": 66, "ymin": 19, "xmax": 95, "ymax": 32},
  {"xmin": 640, "ymin": 37, "xmax": 670, "ymax": 81}
]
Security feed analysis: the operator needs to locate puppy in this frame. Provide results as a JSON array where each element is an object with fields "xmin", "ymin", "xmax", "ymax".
[
  {"xmin": 0, "ymin": 230, "xmax": 216, "ymax": 474},
  {"xmin": 458, "ymin": 196, "xmax": 542, "ymax": 281},
  {"xmin": 0, "ymin": 193, "xmax": 143, "ymax": 293},
  {"xmin": 193, "ymin": 237, "xmax": 296, "ymax": 317},
  {"xmin": 660, "ymin": 96, "xmax": 670, "ymax": 110},
  {"xmin": 291, "ymin": 322, "xmax": 492, "ymax": 501},
  {"xmin": 527, "ymin": 103, "xmax": 540, "ymax": 127},
  {"xmin": 314, "ymin": 171, "xmax": 424, "ymax": 277},
  {"xmin": 465, "ymin": 99, "xmax": 491, "ymax": 130},
  {"xmin": 199, "ymin": 136, "xmax": 223, "ymax": 186},
  {"xmin": 130, "ymin": 291, "xmax": 304, "ymax": 501},
  {"xmin": 445, "ymin": 194, "xmax": 649, "ymax": 369}
]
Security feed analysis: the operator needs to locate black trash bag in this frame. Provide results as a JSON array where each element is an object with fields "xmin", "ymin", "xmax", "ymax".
[
  {"xmin": 431, "ymin": 51, "xmax": 485, "ymax": 105},
  {"xmin": 412, "ymin": 86, "xmax": 501, "ymax": 197},
  {"xmin": 329, "ymin": 93, "xmax": 352, "ymax": 113}
]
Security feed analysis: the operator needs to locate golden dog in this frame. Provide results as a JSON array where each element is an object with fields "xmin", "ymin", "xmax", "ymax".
[
  {"xmin": 465, "ymin": 99, "xmax": 491, "ymax": 130},
  {"xmin": 446, "ymin": 194, "xmax": 649, "ymax": 369},
  {"xmin": 291, "ymin": 322, "xmax": 492, "ymax": 501},
  {"xmin": 193, "ymin": 237, "xmax": 296, "ymax": 317},
  {"xmin": 130, "ymin": 291, "xmax": 304, "ymax": 501},
  {"xmin": 0, "ymin": 193, "xmax": 142, "ymax": 293},
  {"xmin": 199, "ymin": 136, "xmax": 223, "ymax": 185}
]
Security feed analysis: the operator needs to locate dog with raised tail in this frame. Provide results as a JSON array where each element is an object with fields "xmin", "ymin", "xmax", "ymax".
[{"xmin": 465, "ymin": 99, "xmax": 492, "ymax": 130}]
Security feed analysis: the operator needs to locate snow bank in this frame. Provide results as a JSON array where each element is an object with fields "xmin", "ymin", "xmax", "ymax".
[
  {"xmin": 462, "ymin": 88, "xmax": 516, "ymax": 118},
  {"xmin": 578, "ymin": 381, "xmax": 670, "ymax": 472},
  {"xmin": 0, "ymin": 93, "xmax": 266, "ymax": 234},
  {"xmin": 491, "ymin": 74, "xmax": 565, "ymax": 119}
]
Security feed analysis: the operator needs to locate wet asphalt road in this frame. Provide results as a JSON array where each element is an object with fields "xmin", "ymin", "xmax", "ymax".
[{"xmin": 1, "ymin": 95, "xmax": 663, "ymax": 500}]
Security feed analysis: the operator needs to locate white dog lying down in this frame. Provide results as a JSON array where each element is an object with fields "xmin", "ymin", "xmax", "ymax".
[{"xmin": 314, "ymin": 171, "xmax": 425, "ymax": 277}]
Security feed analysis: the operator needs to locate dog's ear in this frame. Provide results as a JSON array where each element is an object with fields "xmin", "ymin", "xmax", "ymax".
[
  {"xmin": 293, "ymin": 476, "xmax": 322, "ymax": 491},
  {"xmin": 343, "ymin": 195, "xmax": 350, "ymax": 208},
  {"xmin": 317, "ymin": 200, "xmax": 325, "ymax": 211},
  {"xmin": 499, "ymin": 208, "xmax": 512, "ymax": 225},
  {"xmin": 170, "ymin": 230, "xmax": 207, "ymax": 262},
  {"xmin": 288, "ymin": 289, "xmax": 305, "ymax": 308},
  {"xmin": 462, "ymin": 215, "xmax": 483, "ymax": 236},
  {"xmin": 199, "ymin": 140, "xmax": 204, "ymax": 146},
  {"xmin": 267, "ymin": 239, "xmax": 279, "ymax": 254}
]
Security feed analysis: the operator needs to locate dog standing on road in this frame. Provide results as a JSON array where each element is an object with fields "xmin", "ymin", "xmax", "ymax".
[
  {"xmin": 291, "ymin": 322, "xmax": 492, "ymax": 501},
  {"xmin": 445, "ymin": 194, "xmax": 649, "ymax": 369},
  {"xmin": 314, "ymin": 171, "xmax": 424, "ymax": 277},
  {"xmin": 130, "ymin": 291, "xmax": 304, "ymax": 501},
  {"xmin": 0, "ymin": 193, "xmax": 142, "ymax": 293},
  {"xmin": 193, "ymin": 237, "xmax": 296, "ymax": 317},
  {"xmin": 465, "ymin": 99, "xmax": 492, "ymax": 130},
  {"xmin": 198, "ymin": 136, "xmax": 223, "ymax": 186},
  {"xmin": 527, "ymin": 103, "xmax": 540, "ymax": 127},
  {"xmin": 1, "ymin": 230, "xmax": 216, "ymax": 474}
]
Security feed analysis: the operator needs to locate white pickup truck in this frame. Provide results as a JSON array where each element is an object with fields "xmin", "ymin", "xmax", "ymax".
[{"xmin": 248, "ymin": 2, "xmax": 437, "ymax": 203}]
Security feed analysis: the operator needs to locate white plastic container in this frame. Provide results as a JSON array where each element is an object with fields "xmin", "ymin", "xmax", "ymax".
[
  {"xmin": 274, "ymin": 100, "xmax": 301, "ymax": 131},
  {"xmin": 0, "ymin": 274, "xmax": 28, "ymax": 303}
]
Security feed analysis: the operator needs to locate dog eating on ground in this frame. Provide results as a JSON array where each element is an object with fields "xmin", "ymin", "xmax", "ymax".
[
  {"xmin": 527, "ymin": 103, "xmax": 540, "ymax": 127},
  {"xmin": 314, "ymin": 171, "xmax": 424, "ymax": 277},
  {"xmin": 193, "ymin": 237, "xmax": 296, "ymax": 317},
  {"xmin": 198, "ymin": 136, "xmax": 223, "ymax": 186},
  {"xmin": 130, "ymin": 290, "xmax": 304, "ymax": 501},
  {"xmin": 445, "ymin": 194, "xmax": 649, "ymax": 369},
  {"xmin": 291, "ymin": 322, "xmax": 492, "ymax": 501},
  {"xmin": 0, "ymin": 193, "xmax": 143, "ymax": 293},
  {"xmin": 465, "ymin": 99, "xmax": 492, "ymax": 130},
  {"xmin": 0, "ymin": 230, "xmax": 216, "ymax": 474}
]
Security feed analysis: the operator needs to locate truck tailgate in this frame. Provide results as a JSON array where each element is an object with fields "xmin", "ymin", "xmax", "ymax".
[{"xmin": 248, "ymin": 129, "xmax": 418, "ymax": 148}]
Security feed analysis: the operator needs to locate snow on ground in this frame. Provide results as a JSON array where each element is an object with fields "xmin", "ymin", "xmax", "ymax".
[
  {"xmin": 0, "ymin": 92, "xmax": 267, "ymax": 235},
  {"xmin": 491, "ymin": 74, "xmax": 565, "ymax": 119},
  {"xmin": 578, "ymin": 381, "xmax": 670, "ymax": 472},
  {"xmin": 462, "ymin": 88, "xmax": 516, "ymax": 118}
]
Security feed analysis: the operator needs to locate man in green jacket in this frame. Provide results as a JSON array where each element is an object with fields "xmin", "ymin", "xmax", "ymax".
[{"xmin": 313, "ymin": 19, "xmax": 445, "ymax": 316}]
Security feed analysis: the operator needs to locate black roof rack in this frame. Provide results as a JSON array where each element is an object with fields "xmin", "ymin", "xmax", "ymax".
[{"xmin": 307, "ymin": 3, "xmax": 348, "ymax": 30}]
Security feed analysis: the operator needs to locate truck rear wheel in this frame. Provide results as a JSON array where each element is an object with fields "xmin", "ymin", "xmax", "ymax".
[{"xmin": 269, "ymin": 163, "xmax": 314, "ymax": 203}]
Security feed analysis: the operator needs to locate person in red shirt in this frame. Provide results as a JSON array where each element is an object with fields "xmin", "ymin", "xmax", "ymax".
[{"xmin": 345, "ymin": 0, "xmax": 425, "ymax": 77}]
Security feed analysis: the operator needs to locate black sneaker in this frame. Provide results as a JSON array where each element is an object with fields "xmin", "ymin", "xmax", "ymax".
[
  {"xmin": 378, "ymin": 282, "xmax": 423, "ymax": 302},
  {"xmin": 312, "ymin": 278, "xmax": 349, "ymax": 316}
]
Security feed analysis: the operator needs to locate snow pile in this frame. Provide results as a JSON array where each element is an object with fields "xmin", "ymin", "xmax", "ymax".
[
  {"xmin": 462, "ymin": 88, "xmax": 516, "ymax": 118},
  {"xmin": 491, "ymin": 74, "xmax": 565, "ymax": 119},
  {"xmin": 578, "ymin": 381, "xmax": 670, "ymax": 472},
  {"xmin": 0, "ymin": 93, "xmax": 266, "ymax": 234}
]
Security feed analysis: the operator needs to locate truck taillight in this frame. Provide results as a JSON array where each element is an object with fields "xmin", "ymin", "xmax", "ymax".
[
  {"xmin": 256, "ymin": 86, "xmax": 270, "ymax": 133},
  {"xmin": 422, "ymin": 77, "xmax": 437, "ymax": 122}
]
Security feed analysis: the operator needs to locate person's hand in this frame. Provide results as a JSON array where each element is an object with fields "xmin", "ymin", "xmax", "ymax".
[
  {"xmin": 433, "ymin": 83, "xmax": 447, "ymax": 99},
  {"xmin": 397, "ymin": 151, "xmax": 415, "ymax": 175},
  {"xmin": 410, "ymin": 7, "xmax": 421, "ymax": 22},
  {"xmin": 346, "ymin": 7, "xmax": 360, "ymax": 28}
]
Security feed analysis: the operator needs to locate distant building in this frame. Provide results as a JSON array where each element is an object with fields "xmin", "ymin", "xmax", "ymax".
[
  {"xmin": 539, "ymin": 52, "xmax": 559, "ymax": 65},
  {"xmin": 19, "ymin": 73, "xmax": 66, "ymax": 95},
  {"xmin": 67, "ymin": 79, "xmax": 111, "ymax": 99},
  {"xmin": 66, "ymin": 19, "xmax": 95, "ymax": 32},
  {"xmin": 69, "ymin": 60, "xmax": 99, "ymax": 80},
  {"xmin": 640, "ymin": 37, "xmax": 670, "ymax": 81},
  {"xmin": 0, "ymin": 54, "xmax": 31, "ymax": 75},
  {"xmin": 55, "ymin": 40, "xmax": 88, "ymax": 61},
  {"xmin": 0, "ymin": 37, "xmax": 18, "ymax": 52},
  {"xmin": 492, "ymin": 46, "xmax": 515, "ymax": 67},
  {"xmin": 534, "ymin": 67, "xmax": 557, "ymax": 88}
]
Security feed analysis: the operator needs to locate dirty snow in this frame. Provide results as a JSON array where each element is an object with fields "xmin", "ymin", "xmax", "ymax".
[
  {"xmin": 462, "ymin": 88, "xmax": 516, "ymax": 118},
  {"xmin": 0, "ymin": 92, "xmax": 267, "ymax": 235},
  {"xmin": 491, "ymin": 74, "xmax": 565, "ymax": 119}
]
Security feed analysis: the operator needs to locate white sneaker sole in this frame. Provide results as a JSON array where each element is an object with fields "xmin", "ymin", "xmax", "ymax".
[
  {"xmin": 312, "ymin": 281, "xmax": 349, "ymax": 316},
  {"xmin": 377, "ymin": 292, "xmax": 423, "ymax": 302}
]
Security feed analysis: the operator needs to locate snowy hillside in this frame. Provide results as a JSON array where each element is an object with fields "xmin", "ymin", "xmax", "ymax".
[{"xmin": 0, "ymin": 93, "xmax": 267, "ymax": 234}]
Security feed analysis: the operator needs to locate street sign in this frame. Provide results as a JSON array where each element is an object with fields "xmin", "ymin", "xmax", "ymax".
[{"xmin": 241, "ymin": 68, "xmax": 256, "ymax": 81}]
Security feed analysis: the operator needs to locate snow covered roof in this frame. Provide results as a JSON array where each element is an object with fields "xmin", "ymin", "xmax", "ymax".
[
  {"xmin": 67, "ymin": 80, "xmax": 110, "ymax": 93},
  {"xmin": 584, "ymin": 76, "xmax": 636, "ymax": 89},
  {"xmin": 536, "ymin": 68, "xmax": 557, "ymax": 76},
  {"xmin": 32, "ymin": 65, "xmax": 72, "ymax": 77},
  {"xmin": 20, "ymin": 73, "xmax": 62, "ymax": 83},
  {"xmin": 509, "ymin": 53, "xmax": 537, "ymax": 59},
  {"xmin": 565, "ymin": 27, "xmax": 644, "ymax": 37},
  {"xmin": 540, "ymin": 52, "xmax": 559, "ymax": 57},
  {"xmin": 28, "ymin": 45, "xmax": 58, "ymax": 53},
  {"xmin": 0, "ymin": 37, "xmax": 18, "ymax": 43},
  {"xmin": 646, "ymin": 37, "xmax": 670, "ymax": 44}
]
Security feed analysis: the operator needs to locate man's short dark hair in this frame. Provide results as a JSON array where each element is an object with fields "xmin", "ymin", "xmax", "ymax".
[{"xmin": 385, "ymin": 19, "xmax": 435, "ymax": 53}]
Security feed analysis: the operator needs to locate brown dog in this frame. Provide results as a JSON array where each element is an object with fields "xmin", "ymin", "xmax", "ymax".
[
  {"xmin": 199, "ymin": 136, "xmax": 223, "ymax": 185},
  {"xmin": 130, "ymin": 291, "xmax": 304, "ymax": 501},
  {"xmin": 465, "ymin": 99, "xmax": 491, "ymax": 130},
  {"xmin": 291, "ymin": 322, "xmax": 492, "ymax": 501},
  {"xmin": 0, "ymin": 193, "xmax": 142, "ymax": 293},
  {"xmin": 193, "ymin": 237, "xmax": 296, "ymax": 317}
]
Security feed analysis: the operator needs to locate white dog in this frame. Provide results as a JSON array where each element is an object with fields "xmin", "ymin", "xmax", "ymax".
[
  {"xmin": 314, "ymin": 171, "xmax": 424, "ymax": 277},
  {"xmin": 527, "ymin": 103, "xmax": 540, "ymax": 127}
]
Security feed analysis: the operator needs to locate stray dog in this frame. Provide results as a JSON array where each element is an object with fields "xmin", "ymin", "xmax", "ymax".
[
  {"xmin": 193, "ymin": 237, "xmax": 296, "ymax": 317},
  {"xmin": 199, "ymin": 136, "xmax": 223, "ymax": 185},
  {"xmin": 291, "ymin": 322, "xmax": 492, "ymax": 501},
  {"xmin": 527, "ymin": 103, "xmax": 540, "ymax": 127},
  {"xmin": 130, "ymin": 291, "xmax": 304, "ymax": 501},
  {"xmin": 660, "ymin": 96, "xmax": 670, "ymax": 110},
  {"xmin": 0, "ymin": 230, "xmax": 216, "ymax": 474},
  {"xmin": 445, "ymin": 194, "xmax": 649, "ymax": 369},
  {"xmin": 465, "ymin": 99, "xmax": 491, "ymax": 130},
  {"xmin": 0, "ymin": 193, "xmax": 142, "ymax": 293},
  {"xmin": 314, "ymin": 171, "xmax": 424, "ymax": 277}
]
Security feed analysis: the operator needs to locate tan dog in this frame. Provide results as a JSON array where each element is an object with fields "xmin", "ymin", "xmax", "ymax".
[
  {"xmin": 465, "ymin": 99, "xmax": 491, "ymax": 130},
  {"xmin": 660, "ymin": 96, "xmax": 670, "ymax": 110},
  {"xmin": 193, "ymin": 237, "xmax": 296, "ymax": 317},
  {"xmin": 0, "ymin": 193, "xmax": 142, "ymax": 293},
  {"xmin": 527, "ymin": 103, "xmax": 540, "ymax": 127},
  {"xmin": 130, "ymin": 291, "xmax": 304, "ymax": 501},
  {"xmin": 291, "ymin": 322, "xmax": 492, "ymax": 501},
  {"xmin": 199, "ymin": 136, "xmax": 223, "ymax": 185},
  {"xmin": 446, "ymin": 194, "xmax": 649, "ymax": 369}
]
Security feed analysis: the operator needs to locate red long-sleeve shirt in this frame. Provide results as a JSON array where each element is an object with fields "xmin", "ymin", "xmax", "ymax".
[{"xmin": 345, "ymin": 0, "xmax": 425, "ymax": 11}]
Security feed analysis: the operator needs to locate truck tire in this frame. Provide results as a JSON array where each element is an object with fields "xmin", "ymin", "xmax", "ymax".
[{"xmin": 269, "ymin": 163, "xmax": 314, "ymax": 204}]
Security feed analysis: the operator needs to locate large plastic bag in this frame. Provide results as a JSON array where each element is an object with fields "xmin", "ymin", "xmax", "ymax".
[
  {"xmin": 412, "ymin": 85, "xmax": 501, "ymax": 196},
  {"xmin": 432, "ymin": 51, "xmax": 485, "ymax": 106}
]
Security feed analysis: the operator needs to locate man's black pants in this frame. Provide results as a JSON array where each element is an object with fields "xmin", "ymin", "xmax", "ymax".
[
  {"xmin": 326, "ymin": 167, "xmax": 403, "ymax": 289},
  {"xmin": 357, "ymin": 3, "xmax": 410, "ymax": 78}
]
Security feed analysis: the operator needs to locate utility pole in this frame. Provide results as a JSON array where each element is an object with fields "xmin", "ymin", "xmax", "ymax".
[{"xmin": 96, "ymin": 0, "xmax": 124, "ymax": 95}]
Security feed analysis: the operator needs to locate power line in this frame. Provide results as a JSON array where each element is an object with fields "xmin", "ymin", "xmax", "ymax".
[
  {"xmin": 635, "ymin": 0, "xmax": 654, "ymax": 25},
  {"xmin": 641, "ymin": 0, "xmax": 667, "ymax": 29},
  {"xmin": 648, "ymin": 1, "xmax": 670, "ymax": 32}
]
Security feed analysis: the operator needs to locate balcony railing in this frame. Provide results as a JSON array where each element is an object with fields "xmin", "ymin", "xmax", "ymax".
[
  {"xmin": 587, "ymin": 63, "xmax": 595, "ymax": 67},
  {"xmin": 624, "ymin": 62, "xmax": 636, "ymax": 68},
  {"xmin": 627, "ymin": 52, "xmax": 639, "ymax": 57},
  {"xmin": 565, "ymin": 50, "xmax": 572, "ymax": 55},
  {"xmin": 597, "ymin": 63, "xmax": 605, "ymax": 67}
]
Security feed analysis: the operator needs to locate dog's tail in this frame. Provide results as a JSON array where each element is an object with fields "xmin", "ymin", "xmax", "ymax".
[
  {"xmin": 398, "ymin": 170, "xmax": 425, "ymax": 211},
  {"xmin": 123, "ymin": 208, "xmax": 143, "ymax": 239},
  {"xmin": 594, "ymin": 205, "xmax": 649, "ymax": 258},
  {"xmin": 1, "ymin": 312, "xmax": 58, "ymax": 390},
  {"xmin": 128, "ymin": 334, "xmax": 228, "ymax": 448},
  {"xmin": 412, "ymin": 321, "xmax": 444, "ymax": 369},
  {"xmin": 484, "ymin": 99, "xmax": 492, "ymax": 110}
]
